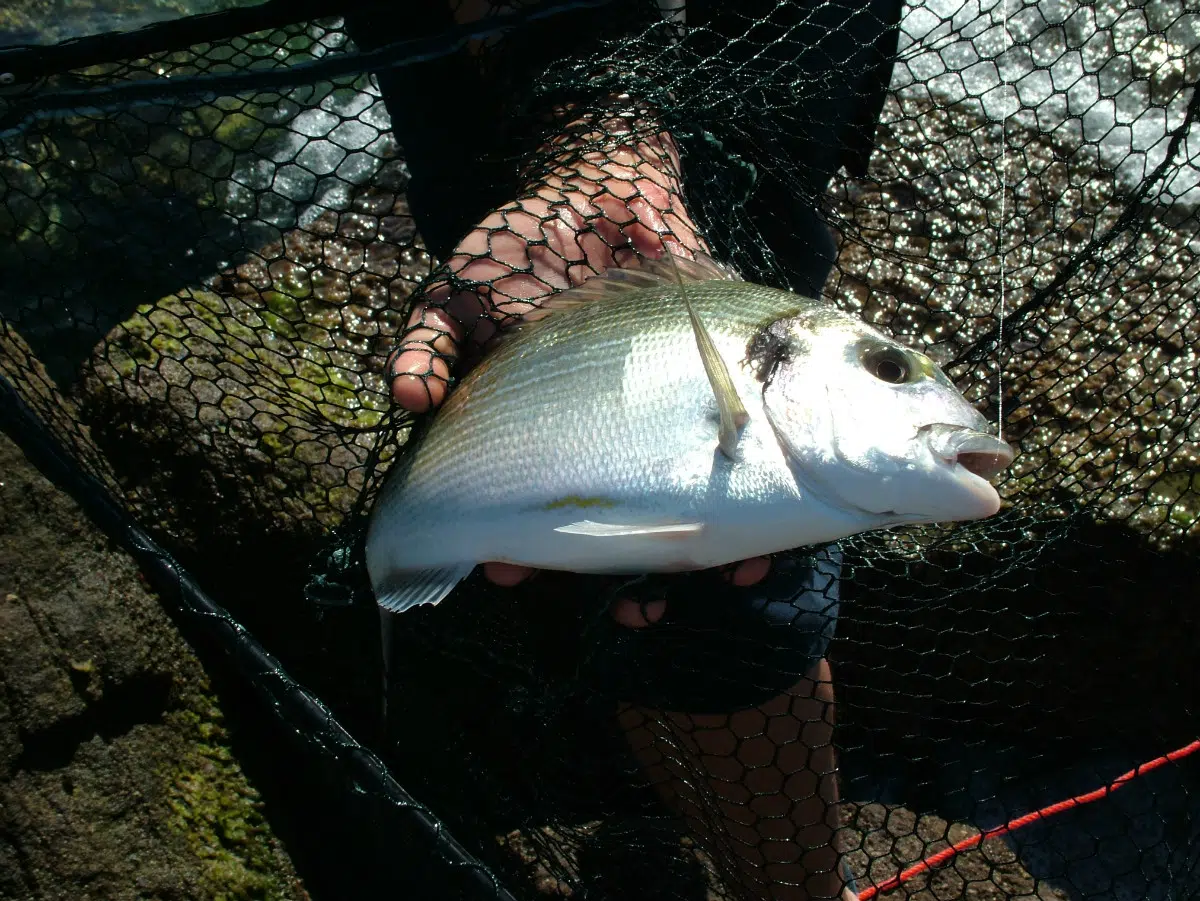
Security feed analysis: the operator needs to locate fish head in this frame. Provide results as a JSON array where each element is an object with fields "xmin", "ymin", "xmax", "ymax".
[{"xmin": 754, "ymin": 313, "xmax": 1014, "ymax": 525}]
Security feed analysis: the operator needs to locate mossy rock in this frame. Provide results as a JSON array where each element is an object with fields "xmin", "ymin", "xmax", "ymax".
[
  {"xmin": 77, "ymin": 170, "xmax": 428, "ymax": 558},
  {"xmin": 0, "ymin": 431, "xmax": 307, "ymax": 901},
  {"xmin": 164, "ymin": 694, "xmax": 306, "ymax": 901}
]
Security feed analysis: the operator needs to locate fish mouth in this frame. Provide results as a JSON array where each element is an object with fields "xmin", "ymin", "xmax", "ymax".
[{"xmin": 921, "ymin": 423, "xmax": 1015, "ymax": 480}]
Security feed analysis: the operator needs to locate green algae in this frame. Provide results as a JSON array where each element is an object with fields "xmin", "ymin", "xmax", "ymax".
[
  {"xmin": 1151, "ymin": 470, "xmax": 1200, "ymax": 528},
  {"xmin": 163, "ymin": 688, "xmax": 302, "ymax": 901}
]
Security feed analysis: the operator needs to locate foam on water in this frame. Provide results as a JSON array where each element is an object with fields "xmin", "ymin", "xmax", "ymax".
[
  {"xmin": 896, "ymin": 0, "xmax": 1200, "ymax": 212},
  {"xmin": 213, "ymin": 19, "xmax": 397, "ymax": 235}
]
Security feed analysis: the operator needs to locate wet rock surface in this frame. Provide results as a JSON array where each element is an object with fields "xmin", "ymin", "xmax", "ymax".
[
  {"xmin": 0, "ymin": 0, "xmax": 253, "ymax": 46},
  {"xmin": 0, "ymin": 431, "xmax": 307, "ymax": 901},
  {"xmin": 829, "ymin": 93, "xmax": 1200, "ymax": 552},
  {"xmin": 839, "ymin": 802, "xmax": 1069, "ymax": 901},
  {"xmin": 76, "ymin": 158, "xmax": 423, "ymax": 563}
]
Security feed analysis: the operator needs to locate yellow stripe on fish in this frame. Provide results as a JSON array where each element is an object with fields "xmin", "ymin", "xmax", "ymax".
[{"xmin": 540, "ymin": 495, "xmax": 619, "ymax": 511}]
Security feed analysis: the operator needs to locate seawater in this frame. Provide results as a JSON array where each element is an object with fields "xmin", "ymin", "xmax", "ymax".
[{"xmin": 898, "ymin": 0, "xmax": 1200, "ymax": 212}]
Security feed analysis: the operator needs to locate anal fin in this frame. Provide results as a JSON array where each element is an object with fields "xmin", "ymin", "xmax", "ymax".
[
  {"xmin": 554, "ymin": 520, "xmax": 705, "ymax": 538},
  {"xmin": 375, "ymin": 563, "xmax": 476, "ymax": 614}
]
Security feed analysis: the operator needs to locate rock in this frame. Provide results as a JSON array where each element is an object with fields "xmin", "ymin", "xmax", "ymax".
[
  {"xmin": 76, "ymin": 161, "xmax": 423, "ymax": 563},
  {"xmin": 489, "ymin": 804, "xmax": 1075, "ymax": 900},
  {"xmin": 839, "ymin": 802, "xmax": 1069, "ymax": 901},
  {"xmin": 0, "ymin": 1, "xmax": 252, "ymax": 45},
  {"xmin": 828, "ymin": 93, "xmax": 1200, "ymax": 552},
  {"xmin": 0, "ymin": 430, "xmax": 308, "ymax": 901}
]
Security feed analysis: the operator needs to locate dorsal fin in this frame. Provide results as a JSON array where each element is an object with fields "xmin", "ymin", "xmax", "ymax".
[{"xmin": 481, "ymin": 251, "xmax": 743, "ymax": 351}]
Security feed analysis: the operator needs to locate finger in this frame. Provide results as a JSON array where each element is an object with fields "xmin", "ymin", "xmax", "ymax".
[
  {"xmin": 482, "ymin": 562, "xmax": 536, "ymax": 586},
  {"xmin": 553, "ymin": 208, "xmax": 610, "ymax": 286},
  {"xmin": 625, "ymin": 193, "xmax": 690, "ymax": 258},
  {"xmin": 576, "ymin": 220, "xmax": 622, "ymax": 274},
  {"xmin": 586, "ymin": 191, "xmax": 645, "ymax": 264},
  {"xmin": 609, "ymin": 596, "xmax": 667, "ymax": 629},
  {"xmin": 386, "ymin": 302, "xmax": 464, "ymax": 410},
  {"xmin": 590, "ymin": 190, "xmax": 693, "ymax": 265},
  {"xmin": 388, "ymin": 346, "xmax": 452, "ymax": 411},
  {"xmin": 723, "ymin": 556, "xmax": 772, "ymax": 587}
]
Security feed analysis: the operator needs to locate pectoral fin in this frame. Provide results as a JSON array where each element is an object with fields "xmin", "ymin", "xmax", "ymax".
[
  {"xmin": 665, "ymin": 253, "xmax": 749, "ymax": 460},
  {"xmin": 554, "ymin": 520, "xmax": 705, "ymax": 538},
  {"xmin": 375, "ymin": 563, "xmax": 476, "ymax": 614}
]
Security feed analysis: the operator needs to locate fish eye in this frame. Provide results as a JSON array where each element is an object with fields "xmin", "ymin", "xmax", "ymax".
[{"xmin": 862, "ymin": 345, "xmax": 913, "ymax": 385}]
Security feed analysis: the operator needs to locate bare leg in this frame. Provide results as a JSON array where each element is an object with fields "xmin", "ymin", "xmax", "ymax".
[{"xmin": 617, "ymin": 659, "xmax": 853, "ymax": 901}]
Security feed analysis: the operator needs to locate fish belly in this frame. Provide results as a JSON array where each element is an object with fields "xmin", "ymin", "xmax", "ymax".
[
  {"xmin": 494, "ymin": 513, "xmax": 814, "ymax": 574},
  {"xmin": 375, "ymin": 424, "xmax": 864, "ymax": 578}
]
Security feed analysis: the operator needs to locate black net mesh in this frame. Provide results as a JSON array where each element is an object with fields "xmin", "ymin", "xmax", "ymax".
[{"xmin": 1, "ymin": 1, "xmax": 1198, "ymax": 899}]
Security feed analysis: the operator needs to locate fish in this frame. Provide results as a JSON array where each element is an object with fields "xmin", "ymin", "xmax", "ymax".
[{"xmin": 365, "ymin": 252, "xmax": 1014, "ymax": 616}]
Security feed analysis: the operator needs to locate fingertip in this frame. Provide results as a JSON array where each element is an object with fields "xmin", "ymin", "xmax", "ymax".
[
  {"xmin": 730, "ymin": 556, "xmax": 771, "ymax": 587},
  {"xmin": 610, "ymin": 597, "xmax": 667, "ymax": 628},
  {"xmin": 644, "ymin": 598, "xmax": 667, "ymax": 624},
  {"xmin": 389, "ymin": 349, "xmax": 450, "ymax": 411},
  {"xmin": 390, "ymin": 375, "xmax": 437, "ymax": 412},
  {"xmin": 483, "ymin": 562, "xmax": 535, "ymax": 587}
]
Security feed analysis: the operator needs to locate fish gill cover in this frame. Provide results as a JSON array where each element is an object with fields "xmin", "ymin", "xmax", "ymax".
[{"xmin": 0, "ymin": 1, "xmax": 1197, "ymax": 900}]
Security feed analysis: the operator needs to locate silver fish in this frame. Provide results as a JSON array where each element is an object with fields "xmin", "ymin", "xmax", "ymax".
[{"xmin": 366, "ymin": 253, "xmax": 1014, "ymax": 615}]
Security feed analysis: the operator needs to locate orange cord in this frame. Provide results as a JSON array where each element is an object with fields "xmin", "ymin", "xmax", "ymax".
[{"xmin": 856, "ymin": 739, "xmax": 1200, "ymax": 900}]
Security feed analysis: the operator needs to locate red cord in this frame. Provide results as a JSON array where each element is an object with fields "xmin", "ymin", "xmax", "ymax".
[{"xmin": 855, "ymin": 739, "xmax": 1200, "ymax": 900}]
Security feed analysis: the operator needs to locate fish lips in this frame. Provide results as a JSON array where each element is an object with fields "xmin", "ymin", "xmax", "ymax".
[{"xmin": 921, "ymin": 423, "xmax": 1015, "ymax": 480}]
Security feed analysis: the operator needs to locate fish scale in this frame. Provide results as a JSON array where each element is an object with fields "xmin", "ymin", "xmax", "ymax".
[{"xmin": 395, "ymin": 283, "xmax": 798, "ymax": 506}]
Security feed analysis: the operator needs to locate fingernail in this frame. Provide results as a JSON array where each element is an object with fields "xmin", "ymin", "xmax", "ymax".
[{"xmin": 390, "ymin": 374, "xmax": 439, "ymax": 412}]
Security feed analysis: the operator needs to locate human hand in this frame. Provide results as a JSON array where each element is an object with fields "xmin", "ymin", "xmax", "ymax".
[
  {"xmin": 387, "ymin": 105, "xmax": 704, "ymax": 413},
  {"xmin": 480, "ymin": 557, "xmax": 774, "ymax": 629}
]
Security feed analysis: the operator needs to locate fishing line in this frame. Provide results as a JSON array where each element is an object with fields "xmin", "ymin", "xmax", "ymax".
[{"xmin": 996, "ymin": 0, "xmax": 1013, "ymax": 442}]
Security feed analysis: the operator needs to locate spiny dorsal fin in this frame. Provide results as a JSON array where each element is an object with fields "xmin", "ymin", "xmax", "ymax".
[
  {"xmin": 532, "ymin": 251, "xmax": 741, "ymax": 315},
  {"xmin": 664, "ymin": 252, "xmax": 749, "ymax": 460},
  {"xmin": 481, "ymin": 251, "xmax": 743, "ymax": 352}
]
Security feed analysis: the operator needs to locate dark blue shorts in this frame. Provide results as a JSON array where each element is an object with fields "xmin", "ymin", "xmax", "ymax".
[{"xmin": 579, "ymin": 545, "xmax": 842, "ymax": 714}]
